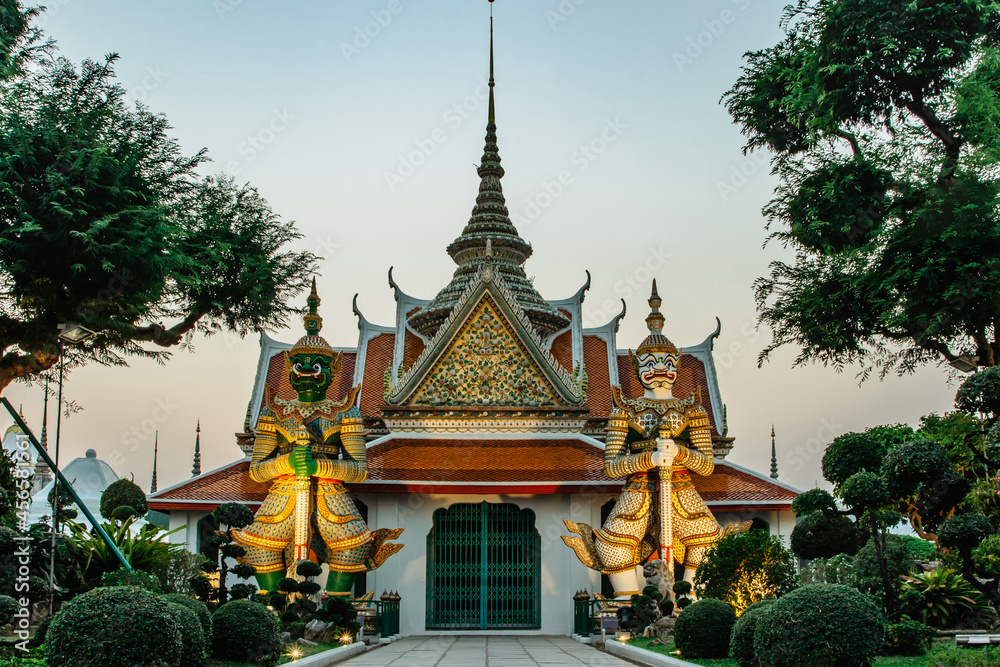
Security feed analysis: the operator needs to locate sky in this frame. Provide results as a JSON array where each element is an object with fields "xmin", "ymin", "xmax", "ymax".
[{"xmin": 3, "ymin": 0, "xmax": 961, "ymax": 496}]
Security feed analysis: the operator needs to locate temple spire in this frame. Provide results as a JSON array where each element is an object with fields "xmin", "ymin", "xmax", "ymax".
[
  {"xmin": 192, "ymin": 420, "xmax": 201, "ymax": 477},
  {"xmin": 39, "ymin": 380, "xmax": 49, "ymax": 453},
  {"xmin": 407, "ymin": 0, "xmax": 570, "ymax": 339},
  {"xmin": 151, "ymin": 431, "xmax": 158, "ymax": 493},
  {"xmin": 770, "ymin": 425, "xmax": 779, "ymax": 479},
  {"xmin": 488, "ymin": 0, "xmax": 495, "ymax": 124}
]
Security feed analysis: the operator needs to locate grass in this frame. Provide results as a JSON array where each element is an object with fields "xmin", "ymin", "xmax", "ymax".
[
  {"xmin": 620, "ymin": 637, "xmax": 1000, "ymax": 667},
  {"xmin": 204, "ymin": 639, "xmax": 347, "ymax": 666}
]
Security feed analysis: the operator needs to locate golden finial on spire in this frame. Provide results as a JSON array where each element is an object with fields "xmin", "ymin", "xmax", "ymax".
[
  {"xmin": 635, "ymin": 281, "xmax": 678, "ymax": 356},
  {"xmin": 488, "ymin": 0, "xmax": 495, "ymax": 125}
]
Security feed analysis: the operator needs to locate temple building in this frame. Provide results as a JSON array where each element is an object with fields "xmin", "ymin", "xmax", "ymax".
[{"xmin": 149, "ymin": 15, "xmax": 798, "ymax": 635}]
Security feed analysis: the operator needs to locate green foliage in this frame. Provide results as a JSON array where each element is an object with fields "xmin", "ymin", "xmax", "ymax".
[
  {"xmin": 151, "ymin": 550, "xmax": 209, "ymax": 596},
  {"xmin": 0, "ymin": 449, "xmax": 19, "ymax": 529},
  {"xmin": 791, "ymin": 488, "xmax": 837, "ymax": 516},
  {"xmin": 754, "ymin": 584, "xmax": 886, "ymax": 667},
  {"xmin": 100, "ymin": 479, "xmax": 148, "ymax": 520},
  {"xmin": 897, "ymin": 535, "xmax": 939, "ymax": 562},
  {"xmin": 65, "ymin": 515, "xmax": 184, "ymax": 584},
  {"xmin": 956, "ymin": 367, "xmax": 1000, "ymax": 417},
  {"xmin": 0, "ymin": 12, "xmax": 319, "ymax": 392},
  {"xmin": 46, "ymin": 586, "xmax": 182, "ymax": 667},
  {"xmin": 314, "ymin": 596, "xmax": 360, "ymax": 634},
  {"xmin": 296, "ymin": 560, "xmax": 323, "ymax": 578},
  {"xmin": 729, "ymin": 599, "xmax": 776, "ymax": 667},
  {"xmin": 823, "ymin": 427, "xmax": 912, "ymax": 488},
  {"xmin": 165, "ymin": 602, "xmax": 205, "ymax": 667},
  {"xmin": 46, "ymin": 482, "xmax": 77, "ymax": 522},
  {"xmin": 229, "ymin": 582, "xmax": 258, "ymax": 600},
  {"xmin": 674, "ymin": 598, "xmax": 736, "ymax": 659},
  {"xmin": 672, "ymin": 580, "xmax": 692, "ymax": 597},
  {"xmin": 100, "ymin": 568, "xmax": 162, "ymax": 592},
  {"xmin": 0, "ymin": 522, "xmax": 84, "ymax": 603},
  {"xmin": 973, "ymin": 533, "xmax": 1000, "ymax": 577},
  {"xmin": 791, "ymin": 510, "xmax": 861, "ymax": 560},
  {"xmin": 0, "ymin": 594, "xmax": 16, "ymax": 625},
  {"xmin": 883, "ymin": 620, "xmax": 934, "ymax": 657},
  {"xmin": 210, "ymin": 599, "xmax": 281, "ymax": 666},
  {"xmin": 110, "ymin": 505, "xmax": 138, "ymax": 522},
  {"xmin": 212, "ymin": 502, "xmax": 254, "ymax": 529},
  {"xmin": 854, "ymin": 534, "xmax": 917, "ymax": 607},
  {"xmin": 629, "ymin": 593, "xmax": 660, "ymax": 633},
  {"xmin": 939, "ymin": 513, "xmax": 993, "ymax": 553},
  {"xmin": 900, "ymin": 567, "xmax": 991, "ymax": 629},
  {"xmin": 724, "ymin": 0, "xmax": 1000, "ymax": 381},
  {"xmin": 840, "ymin": 471, "xmax": 889, "ymax": 510},
  {"xmin": 277, "ymin": 577, "xmax": 299, "ymax": 594},
  {"xmin": 161, "ymin": 593, "xmax": 211, "ymax": 647},
  {"xmin": 798, "ymin": 553, "xmax": 857, "ymax": 586},
  {"xmin": 694, "ymin": 530, "xmax": 796, "ymax": 614}
]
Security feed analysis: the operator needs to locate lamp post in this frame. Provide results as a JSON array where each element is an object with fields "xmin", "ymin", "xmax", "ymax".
[{"xmin": 48, "ymin": 323, "xmax": 95, "ymax": 615}]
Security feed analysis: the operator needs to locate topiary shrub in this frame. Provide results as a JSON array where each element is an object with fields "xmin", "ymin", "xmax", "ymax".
[
  {"xmin": 99, "ymin": 478, "xmax": 148, "ymax": 521},
  {"xmin": 854, "ymin": 534, "xmax": 916, "ymax": 605},
  {"xmin": 791, "ymin": 511, "xmax": 861, "ymax": 559},
  {"xmin": 754, "ymin": 584, "xmax": 886, "ymax": 667},
  {"xmin": 166, "ymin": 602, "xmax": 206, "ymax": 667},
  {"xmin": 46, "ymin": 586, "xmax": 181, "ymax": 667},
  {"xmin": 883, "ymin": 620, "xmax": 934, "ymax": 657},
  {"xmin": 101, "ymin": 568, "xmax": 163, "ymax": 592},
  {"xmin": 211, "ymin": 599, "xmax": 281, "ymax": 665},
  {"xmin": 162, "ymin": 593, "xmax": 212, "ymax": 646},
  {"xmin": 730, "ymin": 599, "xmax": 776, "ymax": 667},
  {"xmin": 674, "ymin": 598, "xmax": 736, "ymax": 659}
]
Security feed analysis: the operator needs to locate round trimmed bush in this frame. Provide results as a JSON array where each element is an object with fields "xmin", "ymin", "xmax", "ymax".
[
  {"xmin": 730, "ymin": 599, "xmax": 776, "ymax": 667},
  {"xmin": 211, "ymin": 599, "xmax": 281, "ymax": 665},
  {"xmin": 754, "ymin": 584, "xmax": 886, "ymax": 667},
  {"xmin": 162, "ymin": 594, "xmax": 212, "ymax": 645},
  {"xmin": 674, "ymin": 598, "xmax": 736, "ymax": 659},
  {"xmin": 100, "ymin": 478, "xmax": 148, "ymax": 520},
  {"xmin": 166, "ymin": 602, "xmax": 206, "ymax": 667},
  {"xmin": 46, "ymin": 586, "xmax": 181, "ymax": 667}
]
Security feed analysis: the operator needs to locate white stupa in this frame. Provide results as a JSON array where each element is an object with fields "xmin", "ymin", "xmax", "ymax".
[{"xmin": 29, "ymin": 449, "xmax": 119, "ymax": 525}]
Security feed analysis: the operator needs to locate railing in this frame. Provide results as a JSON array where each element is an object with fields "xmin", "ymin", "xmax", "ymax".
[
  {"xmin": 572, "ymin": 596, "xmax": 621, "ymax": 638},
  {"xmin": 355, "ymin": 596, "xmax": 401, "ymax": 639}
]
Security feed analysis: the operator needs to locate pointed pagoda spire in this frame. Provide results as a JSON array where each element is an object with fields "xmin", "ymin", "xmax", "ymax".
[
  {"xmin": 191, "ymin": 420, "xmax": 201, "ymax": 477},
  {"xmin": 408, "ymin": 1, "xmax": 570, "ymax": 339},
  {"xmin": 770, "ymin": 424, "xmax": 779, "ymax": 479},
  {"xmin": 151, "ymin": 431, "xmax": 158, "ymax": 493},
  {"xmin": 636, "ymin": 280, "xmax": 679, "ymax": 356}
]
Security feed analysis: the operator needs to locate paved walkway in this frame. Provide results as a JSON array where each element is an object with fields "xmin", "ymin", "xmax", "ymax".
[{"xmin": 339, "ymin": 635, "xmax": 638, "ymax": 667}]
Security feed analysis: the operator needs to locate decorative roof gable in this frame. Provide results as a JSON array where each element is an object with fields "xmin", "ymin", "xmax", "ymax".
[{"xmin": 384, "ymin": 265, "xmax": 586, "ymax": 410}]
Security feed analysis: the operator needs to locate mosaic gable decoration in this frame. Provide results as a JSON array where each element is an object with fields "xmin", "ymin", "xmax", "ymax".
[{"xmin": 385, "ymin": 261, "xmax": 586, "ymax": 410}]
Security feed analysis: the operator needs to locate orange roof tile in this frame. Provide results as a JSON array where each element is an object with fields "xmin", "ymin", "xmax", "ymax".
[
  {"xmin": 582, "ymin": 335, "xmax": 611, "ymax": 416},
  {"xmin": 550, "ymin": 331, "xmax": 572, "ymax": 372},
  {"xmin": 360, "ymin": 333, "xmax": 395, "ymax": 416}
]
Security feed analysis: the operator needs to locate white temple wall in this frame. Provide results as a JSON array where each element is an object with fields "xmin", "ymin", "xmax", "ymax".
[{"xmin": 356, "ymin": 491, "xmax": 609, "ymax": 636}]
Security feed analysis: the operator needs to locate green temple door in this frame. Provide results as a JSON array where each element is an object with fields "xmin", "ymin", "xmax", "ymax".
[{"xmin": 426, "ymin": 502, "xmax": 541, "ymax": 630}]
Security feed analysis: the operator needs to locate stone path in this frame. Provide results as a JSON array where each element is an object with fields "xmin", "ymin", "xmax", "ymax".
[{"xmin": 339, "ymin": 635, "xmax": 638, "ymax": 667}]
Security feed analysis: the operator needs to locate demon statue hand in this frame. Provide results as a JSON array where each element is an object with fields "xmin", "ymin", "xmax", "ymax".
[
  {"xmin": 562, "ymin": 281, "xmax": 747, "ymax": 598},
  {"xmin": 232, "ymin": 280, "xmax": 403, "ymax": 595}
]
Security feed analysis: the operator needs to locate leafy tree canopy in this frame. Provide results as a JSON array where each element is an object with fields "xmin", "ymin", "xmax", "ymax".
[
  {"xmin": 0, "ymin": 3, "xmax": 318, "ymax": 390},
  {"xmin": 724, "ymin": 0, "xmax": 1000, "ymax": 378}
]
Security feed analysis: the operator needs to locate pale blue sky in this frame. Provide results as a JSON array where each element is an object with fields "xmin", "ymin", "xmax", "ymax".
[{"xmin": 6, "ymin": 0, "xmax": 957, "ymax": 494}]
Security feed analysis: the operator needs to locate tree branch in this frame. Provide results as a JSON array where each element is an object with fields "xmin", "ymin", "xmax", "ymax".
[
  {"xmin": 835, "ymin": 129, "xmax": 863, "ymax": 158},
  {"xmin": 127, "ymin": 310, "xmax": 207, "ymax": 348},
  {"xmin": 903, "ymin": 97, "xmax": 962, "ymax": 184},
  {"xmin": 0, "ymin": 347, "xmax": 60, "ymax": 393}
]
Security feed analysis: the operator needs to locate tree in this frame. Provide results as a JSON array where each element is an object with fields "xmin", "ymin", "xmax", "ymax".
[
  {"xmin": 194, "ymin": 502, "xmax": 256, "ymax": 607},
  {"xmin": 0, "ymin": 4, "xmax": 317, "ymax": 391},
  {"xmin": 693, "ymin": 529, "xmax": 797, "ymax": 614},
  {"xmin": 723, "ymin": 0, "xmax": 1000, "ymax": 378}
]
